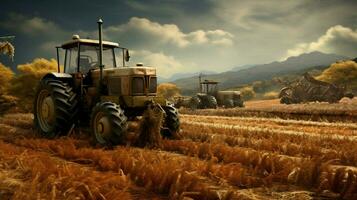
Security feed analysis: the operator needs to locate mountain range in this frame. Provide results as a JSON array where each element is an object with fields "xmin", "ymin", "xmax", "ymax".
[
  {"xmin": 170, "ymin": 51, "xmax": 349, "ymax": 94},
  {"xmin": 158, "ymin": 70, "xmax": 216, "ymax": 83}
]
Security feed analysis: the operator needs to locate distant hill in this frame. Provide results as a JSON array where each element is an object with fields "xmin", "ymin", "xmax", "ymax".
[
  {"xmin": 173, "ymin": 51, "xmax": 349, "ymax": 94},
  {"xmin": 158, "ymin": 70, "xmax": 216, "ymax": 83},
  {"xmin": 231, "ymin": 64, "xmax": 257, "ymax": 71}
]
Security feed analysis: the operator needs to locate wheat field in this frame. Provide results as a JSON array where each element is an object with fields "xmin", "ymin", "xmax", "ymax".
[{"xmin": 0, "ymin": 99, "xmax": 356, "ymax": 199}]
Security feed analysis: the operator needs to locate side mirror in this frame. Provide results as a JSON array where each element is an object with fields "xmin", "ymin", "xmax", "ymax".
[{"xmin": 124, "ymin": 49, "xmax": 130, "ymax": 62}]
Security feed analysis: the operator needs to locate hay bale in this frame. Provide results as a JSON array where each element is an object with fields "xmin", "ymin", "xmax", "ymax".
[{"xmin": 135, "ymin": 105, "xmax": 164, "ymax": 148}]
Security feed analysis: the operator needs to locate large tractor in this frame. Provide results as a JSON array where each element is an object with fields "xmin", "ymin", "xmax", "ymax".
[
  {"xmin": 33, "ymin": 19, "xmax": 180, "ymax": 145},
  {"xmin": 279, "ymin": 72, "xmax": 354, "ymax": 104},
  {"xmin": 187, "ymin": 75, "xmax": 244, "ymax": 109}
]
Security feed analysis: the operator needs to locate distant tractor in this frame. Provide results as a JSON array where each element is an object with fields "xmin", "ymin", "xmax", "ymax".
[
  {"xmin": 186, "ymin": 75, "xmax": 244, "ymax": 109},
  {"xmin": 279, "ymin": 72, "xmax": 354, "ymax": 104},
  {"xmin": 33, "ymin": 19, "xmax": 180, "ymax": 145}
]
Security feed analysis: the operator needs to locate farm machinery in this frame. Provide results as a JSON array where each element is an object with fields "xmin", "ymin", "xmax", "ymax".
[
  {"xmin": 33, "ymin": 19, "xmax": 180, "ymax": 145},
  {"xmin": 176, "ymin": 75, "xmax": 244, "ymax": 109},
  {"xmin": 279, "ymin": 72, "xmax": 354, "ymax": 104}
]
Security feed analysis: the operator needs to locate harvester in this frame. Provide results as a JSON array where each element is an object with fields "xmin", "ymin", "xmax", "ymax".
[
  {"xmin": 33, "ymin": 19, "xmax": 180, "ymax": 145},
  {"xmin": 279, "ymin": 72, "xmax": 354, "ymax": 104}
]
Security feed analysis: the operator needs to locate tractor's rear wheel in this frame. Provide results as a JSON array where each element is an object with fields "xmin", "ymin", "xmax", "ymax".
[
  {"xmin": 279, "ymin": 87, "xmax": 295, "ymax": 104},
  {"xmin": 162, "ymin": 105, "xmax": 180, "ymax": 138},
  {"xmin": 280, "ymin": 96, "xmax": 294, "ymax": 104},
  {"xmin": 234, "ymin": 99, "xmax": 244, "ymax": 107},
  {"xmin": 90, "ymin": 102, "xmax": 127, "ymax": 146},
  {"xmin": 206, "ymin": 95, "xmax": 218, "ymax": 109},
  {"xmin": 34, "ymin": 79, "xmax": 78, "ymax": 138}
]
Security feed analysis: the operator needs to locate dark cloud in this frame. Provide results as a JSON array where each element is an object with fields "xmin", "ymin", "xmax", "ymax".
[{"xmin": 0, "ymin": 0, "xmax": 356, "ymax": 76}]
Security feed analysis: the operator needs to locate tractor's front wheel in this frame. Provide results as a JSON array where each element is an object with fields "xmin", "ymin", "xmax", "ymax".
[
  {"xmin": 189, "ymin": 96, "xmax": 201, "ymax": 110},
  {"xmin": 34, "ymin": 79, "xmax": 78, "ymax": 138},
  {"xmin": 223, "ymin": 99, "xmax": 234, "ymax": 108},
  {"xmin": 162, "ymin": 105, "xmax": 180, "ymax": 138},
  {"xmin": 90, "ymin": 102, "xmax": 127, "ymax": 146}
]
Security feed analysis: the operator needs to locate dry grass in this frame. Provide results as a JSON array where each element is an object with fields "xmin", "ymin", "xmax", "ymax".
[
  {"xmin": 180, "ymin": 98, "xmax": 357, "ymax": 122},
  {"xmin": 135, "ymin": 105, "xmax": 163, "ymax": 148},
  {"xmin": 1, "ymin": 101, "xmax": 357, "ymax": 200}
]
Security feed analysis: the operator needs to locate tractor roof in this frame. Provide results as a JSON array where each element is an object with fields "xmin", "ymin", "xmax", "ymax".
[
  {"xmin": 201, "ymin": 80, "xmax": 219, "ymax": 84},
  {"xmin": 61, "ymin": 37, "xmax": 119, "ymax": 49}
]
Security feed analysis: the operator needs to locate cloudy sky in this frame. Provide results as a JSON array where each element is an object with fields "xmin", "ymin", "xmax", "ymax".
[{"xmin": 0, "ymin": 0, "xmax": 356, "ymax": 78}]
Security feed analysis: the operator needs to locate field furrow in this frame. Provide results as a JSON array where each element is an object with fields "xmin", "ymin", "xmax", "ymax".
[
  {"xmin": 1, "ymin": 112, "xmax": 356, "ymax": 199},
  {"xmin": 182, "ymin": 115, "xmax": 357, "ymax": 136}
]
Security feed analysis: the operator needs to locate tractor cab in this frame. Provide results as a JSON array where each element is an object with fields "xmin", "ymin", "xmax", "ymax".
[
  {"xmin": 199, "ymin": 80, "xmax": 219, "ymax": 96},
  {"xmin": 55, "ymin": 34, "xmax": 160, "ymax": 106},
  {"xmin": 59, "ymin": 35, "xmax": 122, "ymax": 74}
]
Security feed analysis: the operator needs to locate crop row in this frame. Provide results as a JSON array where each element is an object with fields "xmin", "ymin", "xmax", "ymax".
[
  {"xmin": 179, "ymin": 122, "xmax": 357, "ymax": 166},
  {"xmin": 161, "ymin": 139, "xmax": 357, "ymax": 199},
  {"xmin": 180, "ymin": 104, "xmax": 357, "ymax": 122},
  {"xmin": 182, "ymin": 115, "xmax": 357, "ymax": 136},
  {"xmin": 0, "ymin": 140, "xmax": 133, "ymax": 200}
]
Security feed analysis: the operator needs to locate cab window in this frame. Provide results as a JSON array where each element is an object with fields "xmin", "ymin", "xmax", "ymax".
[
  {"xmin": 65, "ymin": 47, "xmax": 78, "ymax": 73},
  {"xmin": 64, "ymin": 45, "xmax": 116, "ymax": 74}
]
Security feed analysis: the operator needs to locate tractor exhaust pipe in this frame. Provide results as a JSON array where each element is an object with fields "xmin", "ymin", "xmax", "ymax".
[{"xmin": 97, "ymin": 18, "xmax": 104, "ymax": 91}]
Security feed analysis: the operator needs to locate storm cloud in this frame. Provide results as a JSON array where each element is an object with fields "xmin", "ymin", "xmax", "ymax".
[{"xmin": 0, "ymin": 0, "xmax": 356, "ymax": 77}]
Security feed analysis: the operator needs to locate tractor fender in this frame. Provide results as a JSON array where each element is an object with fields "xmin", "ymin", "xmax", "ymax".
[{"xmin": 41, "ymin": 72, "xmax": 73, "ymax": 84}]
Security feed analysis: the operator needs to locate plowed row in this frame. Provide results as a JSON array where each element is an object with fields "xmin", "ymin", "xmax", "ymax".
[{"xmin": 0, "ymin": 111, "xmax": 356, "ymax": 200}]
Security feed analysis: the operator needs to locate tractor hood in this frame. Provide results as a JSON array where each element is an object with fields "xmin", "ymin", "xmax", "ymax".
[{"xmin": 92, "ymin": 66, "xmax": 156, "ymax": 77}]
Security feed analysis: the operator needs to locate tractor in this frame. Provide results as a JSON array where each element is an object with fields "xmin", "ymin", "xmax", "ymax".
[
  {"xmin": 33, "ymin": 19, "xmax": 180, "ymax": 145},
  {"xmin": 187, "ymin": 74, "xmax": 244, "ymax": 109}
]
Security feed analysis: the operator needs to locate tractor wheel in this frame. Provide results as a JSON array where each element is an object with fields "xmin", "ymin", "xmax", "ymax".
[
  {"xmin": 280, "ymin": 96, "xmax": 294, "ymax": 104},
  {"xmin": 90, "ymin": 102, "xmax": 127, "ymax": 146},
  {"xmin": 234, "ymin": 99, "xmax": 244, "ymax": 107},
  {"xmin": 34, "ymin": 79, "xmax": 78, "ymax": 138},
  {"xmin": 162, "ymin": 105, "xmax": 180, "ymax": 138},
  {"xmin": 206, "ymin": 95, "xmax": 218, "ymax": 109},
  {"xmin": 223, "ymin": 99, "xmax": 234, "ymax": 108},
  {"xmin": 189, "ymin": 96, "xmax": 201, "ymax": 110},
  {"xmin": 279, "ymin": 87, "xmax": 293, "ymax": 98}
]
